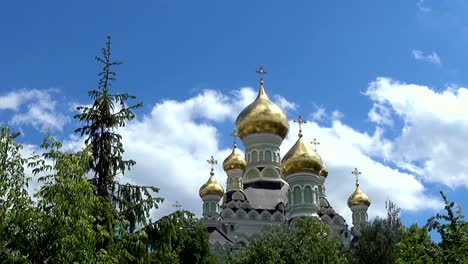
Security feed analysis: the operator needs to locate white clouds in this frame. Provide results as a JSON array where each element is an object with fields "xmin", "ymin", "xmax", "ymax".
[
  {"xmin": 96, "ymin": 83, "xmax": 445, "ymax": 224},
  {"xmin": 19, "ymin": 79, "xmax": 463, "ymax": 225},
  {"xmin": 273, "ymin": 95, "xmax": 297, "ymax": 112},
  {"xmin": 281, "ymin": 119, "xmax": 438, "ymax": 222},
  {"xmin": 366, "ymin": 77, "xmax": 468, "ymax": 187},
  {"xmin": 412, "ymin": 49, "xmax": 441, "ymax": 65},
  {"xmin": 0, "ymin": 89, "xmax": 68, "ymax": 131}
]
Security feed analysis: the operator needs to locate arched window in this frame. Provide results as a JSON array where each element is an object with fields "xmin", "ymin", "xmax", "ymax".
[
  {"xmin": 204, "ymin": 202, "xmax": 209, "ymax": 213},
  {"xmin": 265, "ymin": 150, "xmax": 272, "ymax": 162},
  {"xmin": 304, "ymin": 186, "xmax": 312, "ymax": 204},
  {"xmin": 211, "ymin": 203, "xmax": 216, "ymax": 212},
  {"xmin": 228, "ymin": 178, "xmax": 233, "ymax": 189},
  {"xmin": 252, "ymin": 151, "xmax": 258, "ymax": 163},
  {"xmin": 293, "ymin": 186, "xmax": 302, "ymax": 205},
  {"xmin": 259, "ymin": 151, "xmax": 264, "ymax": 161}
]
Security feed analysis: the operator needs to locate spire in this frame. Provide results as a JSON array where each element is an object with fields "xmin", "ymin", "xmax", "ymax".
[{"xmin": 293, "ymin": 114, "xmax": 307, "ymax": 138}]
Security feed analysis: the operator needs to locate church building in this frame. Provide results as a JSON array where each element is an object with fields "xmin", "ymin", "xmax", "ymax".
[{"xmin": 198, "ymin": 67, "xmax": 371, "ymax": 251}]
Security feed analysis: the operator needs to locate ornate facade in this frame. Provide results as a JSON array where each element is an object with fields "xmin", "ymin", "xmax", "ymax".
[{"xmin": 198, "ymin": 68, "xmax": 371, "ymax": 251}]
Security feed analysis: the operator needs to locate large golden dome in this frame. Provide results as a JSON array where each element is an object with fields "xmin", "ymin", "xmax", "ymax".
[
  {"xmin": 199, "ymin": 170, "xmax": 224, "ymax": 197},
  {"xmin": 223, "ymin": 143, "xmax": 246, "ymax": 171},
  {"xmin": 281, "ymin": 135, "xmax": 324, "ymax": 177},
  {"xmin": 347, "ymin": 183, "xmax": 371, "ymax": 207},
  {"xmin": 235, "ymin": 80, "xmax": 289, "ymax": 140}
]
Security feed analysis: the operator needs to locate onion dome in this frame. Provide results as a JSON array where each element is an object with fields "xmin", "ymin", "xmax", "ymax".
[
  {"xmin": 199, "ymin": 170, "xmax": 224, "ymax": 197},
  {"xmin": 235, "ymin": 78, "xmax": 289, "ymax": 140},
  {"xmin": 281, "ymin": 135, "xmax": 324, "ymax": 177},
  {"xmin": 319, "ymin": 164, "xmax": 328, "ymax": 177},
  {"xmin": 223, "ymin": 143, "xmax": 246, "ymax": 171},
  {"xmin": 347, "ymin": 183, "xmax": 371, "ymax": 207}
]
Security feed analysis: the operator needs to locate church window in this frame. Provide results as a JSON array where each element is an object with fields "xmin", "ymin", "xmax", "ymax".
[
  {"xmin": 252, "ymin": 151, "xmax": 258, "ymax": 163},
  {"xmin": 259, "ymin": 151, "xmax": 264, "ymax": 161},
  {"xmin": 204, "ymin": 203, "xmax": 209, "ymax": 213},
  {"xmin": 211, "ymin": 203, "xmax": 216, "ymax": 212},
  {"xmin": 304, "ymin": 186, "xmax": 312, "ymax": 204},
  {"xmin": 293, "ymin": 186, "xmax": 302, "ymax": 205},
  {"xmin": 228, "ymin": 178, "xmax": 233, "ymax": 189},
  {"xmin": 230, "ymin": 225, "xmax": 235, "ymax": 231},
  {"xmin": 265, "ymin": 150, "xmax": 272, "ymax": 162}
]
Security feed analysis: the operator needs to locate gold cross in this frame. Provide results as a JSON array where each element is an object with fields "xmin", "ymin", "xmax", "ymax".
[
  {"xmin": 293, "ymin": 115, "xmax": 307, "ymax": 137},
  {"xmin": 207, "ymin": 156, "xmax": 218, "ymax": 171},
  {"xmin": 352, "ymin": 168, "xmax": 361, "ymax": 185},
  {"xmin": 311, "ymin": 138, "xmax": 320, "ymax": 152},
  {"xmin": 230, "ymin": 130, "xmax": 239, "ymax": 146}
]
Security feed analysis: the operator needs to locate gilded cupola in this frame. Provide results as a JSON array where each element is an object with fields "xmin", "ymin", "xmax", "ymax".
[
  {"xmin": 199, "ymin": 156, "xmax": 225, "ymax": 197},
  {"xmin": 281, "ymin": 117, "xmax": 324, "ymax": 177},
  {"xmin": 223, "ymin": 143, "xmax": 246, "ymax": 171},
  {"xmin": 235, "ymin": 67, "xmax": 289, "ymax": 140},
  {"xmin": 347, "ymin": 168, "xmax": 371, "ymax": 207}
]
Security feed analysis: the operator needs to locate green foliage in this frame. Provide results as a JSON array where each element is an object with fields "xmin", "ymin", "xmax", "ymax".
[
  {"xmin": 230, "ymin": 217, "xmax": 347, "ymax": 264},
  {"xmin": 0, "ymin": 127, "xmax": 34, "ymax": 263},
  {"xmin": 347, "ymin": 201, "xmax": 404, "ymax": 264},
  {"xmin": 395, "ymin": 224, "xmax": 440, "ymax": 264},
  {"xmin": 145, "ymin": 210, "xmax": 217, "ymax": 264},
  {"xmin": 426, "ymin": 191, "xmax": 468, "ymax": 263}
]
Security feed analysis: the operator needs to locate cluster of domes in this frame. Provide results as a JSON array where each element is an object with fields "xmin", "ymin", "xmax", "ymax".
[
  {"xmin": 235, "ymin": 79, "xmax": 289, "ymax": 140},
  {"xmin": 199, "ymin": 170, "xmax": 224, "ymax": 197},
  {"xmin": 347, "ymin": 183, "xmax": 371, "ymax": 207},
  {"xmin": 281, "ymin": 135, "xmax": 327, "ymax": 177},
  {"xmin": 222, "ymin": 143, "xmax": 246, "ymax": 171}
]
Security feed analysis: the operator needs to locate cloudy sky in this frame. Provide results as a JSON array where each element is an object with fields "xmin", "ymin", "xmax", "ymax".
[{"xmin": 1, "ymin": 0, "xmax": 468, "ymax": 227}]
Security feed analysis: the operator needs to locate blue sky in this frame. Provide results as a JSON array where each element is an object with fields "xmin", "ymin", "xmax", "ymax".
[{"xmin": 1, "ymin": 0, "xmax": 468, "ymax": 229}]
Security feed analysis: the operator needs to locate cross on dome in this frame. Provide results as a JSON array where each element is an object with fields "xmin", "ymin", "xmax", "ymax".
[
  {"xmin": 293, "ymin": 114, "xmax": 307, "ymax": 137},
  {"xmin": 311, "ymin": 138, "xmax": 320, "ymax": 152},
  {"xmin": 207, "ymin": 156, "xmax": 218, "ymax": 171},
  {"xmin": 256, "ymin": 66, "xmax": 267, "ymax": 85},
  {"xmin": 352, "ymin": 167, "xmax": 361, "ymax": 185},
  {"xmin": 230, "ymin": 129, "xmax": 239, "ymax": 147}
]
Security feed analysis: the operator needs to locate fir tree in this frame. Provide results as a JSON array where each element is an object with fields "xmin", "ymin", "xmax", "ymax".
[{"xmin": 74, "ymin": 35, "xmax": 162, "ymax": 232}]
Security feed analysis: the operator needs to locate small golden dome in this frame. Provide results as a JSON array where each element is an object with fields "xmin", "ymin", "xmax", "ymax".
[
  {"xmin": 319, "ymin": 164, "xmax": 328, "ymax": 177},
  {"xmin": 347, "ymin": 183, "xmax": 371, "ymax": 207},
  {"xmin": 223, "ymin": 143, "xmax": 246, "ymax": 171},
  {"xmin": 235, "ymin": 80, "xmax": 289, "ymax": 140},
  {"xmin": 281, "ymin": 136, "xmax": 323, "ymax": 177},
  {"xmin": 199, "ymin": 170, "xmax": 224, "ymax": 197}
]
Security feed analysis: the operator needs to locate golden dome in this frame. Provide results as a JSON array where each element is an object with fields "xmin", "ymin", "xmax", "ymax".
[
  {"xmin": 235, "ymin": 80, "xmax": 289, "ymax": 140},
  {"xmin": 319, "ymin": 164, "xmax": 328, "ymax": 177},
  {"xmin": 199, "ymin": 170, "xmax": 224, "ymax": 197},
  {"xmin": 347, "ymin": 183, "xmax": 371, "ymax": 207},
  {"xmin": 281, "ymin": 135, "xmax": 324, "ymax": 177},
  {"xmin": 223, "ymin": 143, "xmax": 246, "ymax": 171}
]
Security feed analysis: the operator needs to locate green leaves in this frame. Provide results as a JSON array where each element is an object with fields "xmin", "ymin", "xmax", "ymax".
[{"xmin": 230, "ymin": 217, "xmax": 347, "ymax": 264}]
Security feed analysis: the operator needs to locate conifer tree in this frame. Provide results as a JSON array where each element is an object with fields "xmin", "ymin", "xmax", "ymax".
[{"xmin": 74, "ymin": 35, "xmax": 162, "ymax": 231}]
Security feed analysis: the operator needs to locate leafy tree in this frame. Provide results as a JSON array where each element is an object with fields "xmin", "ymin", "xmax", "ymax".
[
  {"xmin": 146, "ymin": 210, "xmax": 218, "ymax": 264},
  {"xmin": 229, "ymin": 217, "xmax": 347, "ymax": 264},
  {"xmin": 426, "ymin": 191, "xmax": 468, "ymax": 263},
  {"xmin": 74, "ymin": 35, "xmax": 162, "ymax": 232},
  {"xmin": 347, "ymin": 201, "xmax": 404, "ymax": 264},
  {"xmin": 395, "ymin": 224, "xmax": 440, "ymax": 264},
  {"xmin": 0, "ymin": 127, "xmax": 35, "ymax": 263}
]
